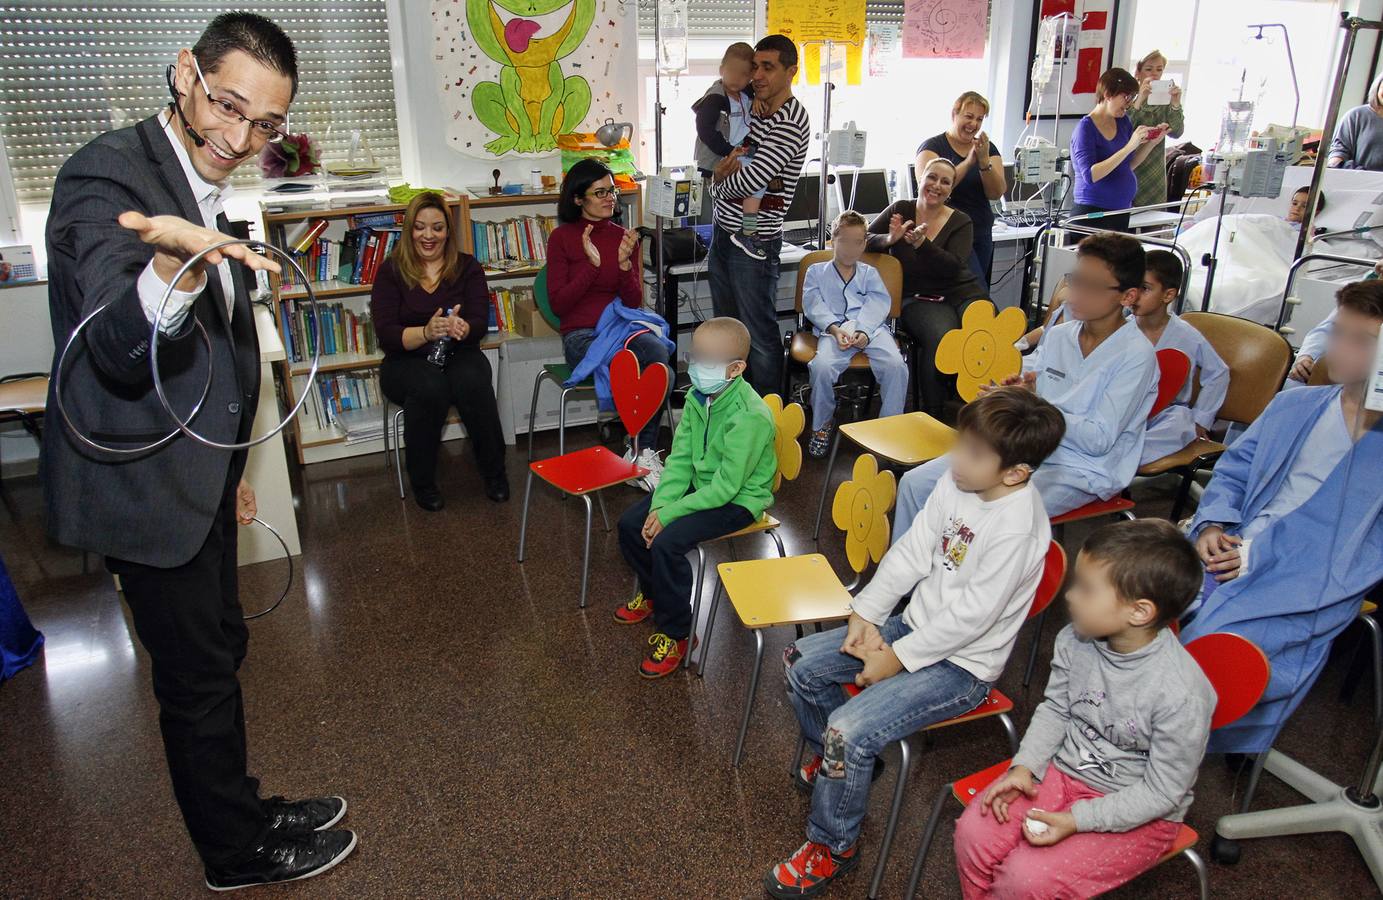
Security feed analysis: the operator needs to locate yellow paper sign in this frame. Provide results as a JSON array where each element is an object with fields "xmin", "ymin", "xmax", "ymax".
[{"xmin": 767, "ymin": 0, "xmax": 866, "ymax": 85}]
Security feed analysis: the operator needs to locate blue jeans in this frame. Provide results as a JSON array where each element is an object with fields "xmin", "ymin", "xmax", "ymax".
[
  {"xmin": 707, "ymin": 225, "xmax": 783, "ymax": 397},
  {"xmin": 562, "ymin": 328, "xmax": 670, "ymax": 451},
  {"xmin": 784, "ymin": 616, "xmax": 991, "ymax": 851}
]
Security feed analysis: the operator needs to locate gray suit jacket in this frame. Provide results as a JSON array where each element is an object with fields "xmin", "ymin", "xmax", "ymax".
[{"xmin": 43, "ymin": 112, "xmax": 261, "ymax": 568}]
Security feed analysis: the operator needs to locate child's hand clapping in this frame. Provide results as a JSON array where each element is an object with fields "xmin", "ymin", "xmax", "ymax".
[{"xmin": 979, "ymin": 765, "xmax": 1038, "ymax": 823}]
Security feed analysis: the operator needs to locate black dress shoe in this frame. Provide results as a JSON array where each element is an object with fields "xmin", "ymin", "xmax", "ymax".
[
  {"xmin": 204, "ymin": 829, "xmax": 357, "ymax": 892},
  {"xmin": 265, "ymin": 795, "xmax": 347, "ymax": 834},
  {"xmin": 484, "ymin": 476, "xmax": 510, "ymax": 503},
  {"xmin": 414, "ymin": 485, "xmax": 445, "ymax": 511}
]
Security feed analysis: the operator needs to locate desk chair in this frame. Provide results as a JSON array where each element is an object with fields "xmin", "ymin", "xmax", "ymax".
[
  {"xmin": 525, "ymin": 267, "xmax": 597, "ymax": 460},
  {"xmin": 381, "ymin": 400, "xmax": 406, "ymax": 498},
  {"xmin": 905, "ymin": 632, "xmax": 1271, "ymax": 900},
  {"xmin": 0, "ymin": 373, "xmax": 47, "ymax": 478}
]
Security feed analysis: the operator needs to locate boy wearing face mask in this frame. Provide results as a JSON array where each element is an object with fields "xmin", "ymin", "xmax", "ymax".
[{"xmin": 615, "ymin": 317, "xmax": 779, "ymax": 678}]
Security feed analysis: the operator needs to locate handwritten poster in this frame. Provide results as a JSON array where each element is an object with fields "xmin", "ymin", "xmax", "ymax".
[
  {"xmin": 767, "ymin": 0, "xmax": 866, "ymax": 85},
  {"xmin": 868, "ymin": 23, "xmax": 901, "ymax": 76},
  {"xmin": 902, "ymin": 0, "xmax": 989, "ymax": 59}
]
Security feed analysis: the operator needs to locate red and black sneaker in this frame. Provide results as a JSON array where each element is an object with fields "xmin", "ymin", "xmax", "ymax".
[
  {"xmin": 613, "ymin": 591, "xmax": 653, "ymax": 625},
  {"xmin": 793, "ymin": 754, "xmax": 887, "ymax": 794},
  {"xmin": 638, "ymin": 632, "xmax": 688, "ymax": 679},
  {"xmin": 764, "ymin": 840, "xmax": 858, "ymax": 898}
]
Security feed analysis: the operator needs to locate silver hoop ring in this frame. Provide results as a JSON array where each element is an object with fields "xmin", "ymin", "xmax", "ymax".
[
  {"xmin": 241, "ymin": 515, "xmax": 295, "ymax": 620},
  {"xmin": 150, "ymin": 238, "xmax": 322, "ymax": 451},
  {"xmin": 53, "ymin": 304, "xmax": 213, "ymax": 455}
]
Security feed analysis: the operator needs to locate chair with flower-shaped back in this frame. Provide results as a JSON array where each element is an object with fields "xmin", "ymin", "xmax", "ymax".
[
  {"xmin": 517, "ymin": 348, "xmax": 670, "ymax": 608},
  {"xmin": 810, "ymin": 301, "xmax": 1024, "ymax": 541},
  {"xmin": 684, "ymin": 394, "xmax": 805, "ymax": 672},
  {"xmin": 704, "ymin": 454, "xmax": 896, "ymax": 766}
]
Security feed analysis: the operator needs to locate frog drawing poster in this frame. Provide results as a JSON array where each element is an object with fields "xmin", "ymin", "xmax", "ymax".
[{"xmin": 431, "ymin": 0, "xmax": 638, "ymax": 158}]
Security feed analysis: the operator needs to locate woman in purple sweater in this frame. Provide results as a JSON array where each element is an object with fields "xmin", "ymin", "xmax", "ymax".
[
  {"xmin": 370, "ymin": 192, "xmax": 507, "ymax": 511},
  {"xmin": 1069, "ymin": 68, "xmax": 1164, "ymax": 232}
]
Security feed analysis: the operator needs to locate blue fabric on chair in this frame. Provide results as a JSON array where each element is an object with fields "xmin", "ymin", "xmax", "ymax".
[{"xmin": 0, "ymin": 552, "xmax": 43, "ymax": 681}]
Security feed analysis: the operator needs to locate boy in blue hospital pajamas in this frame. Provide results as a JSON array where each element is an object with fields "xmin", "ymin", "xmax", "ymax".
[
  {"xmin": 895, "ymin": 233, "xmax": 1158, "ymax": 537},
  {"xmin": 802, "ymin": 211, "xmax": 908, "ymax": 457}
]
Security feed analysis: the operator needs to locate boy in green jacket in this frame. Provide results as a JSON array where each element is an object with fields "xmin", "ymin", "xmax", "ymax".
[{"xmin": 616, "ymin": 317, "xmax": 779, "ymax": 678}]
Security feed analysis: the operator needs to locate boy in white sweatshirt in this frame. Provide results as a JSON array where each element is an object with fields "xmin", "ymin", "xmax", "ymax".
[{"xmin": 764, "ymin": 387, "xmax": 1067, "ymax": 900}]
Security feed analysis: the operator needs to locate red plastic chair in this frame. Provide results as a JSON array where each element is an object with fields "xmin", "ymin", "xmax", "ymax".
[
  {"xmin": 808, "ymin": 542, "xmax": 1067, "ymax": 900},
  {"xmin": 904, "ymin": 632, "xmax": 1271, "ymax": 900},
  {"xmin": 516, "ymin": 348, "xmax": 670, "ymax": 608},
  {"xmin": 1047, "ymin": 348, "xmax": 1191, "ymax": 528}
]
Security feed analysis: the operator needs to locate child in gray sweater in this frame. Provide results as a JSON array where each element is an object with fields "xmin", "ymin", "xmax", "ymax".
[{"xmin": 954, "ymin": 519, "xmax": 1216, "ymax": 899}]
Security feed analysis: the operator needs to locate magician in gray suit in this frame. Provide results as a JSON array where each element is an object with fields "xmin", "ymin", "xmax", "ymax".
[{"xmin": 42, "ymin": 12, "xmax": 356, "ymax": 891}]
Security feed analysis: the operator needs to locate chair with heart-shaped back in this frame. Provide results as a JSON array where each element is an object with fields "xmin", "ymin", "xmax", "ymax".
[
  {"xmin": 525, "ymin": 267, "xmax": 598, "ymax": 461},
  {"xmin": 903, "ymin": 632, "xmax": 1271, "ymax": 900},
  {"xmin": 517, "ymin": 348, "xmax": 671, "ymax": 608}
]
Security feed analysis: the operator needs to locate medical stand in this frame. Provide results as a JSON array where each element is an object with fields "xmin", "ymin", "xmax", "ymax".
[{"xmin": 801, "ymin": 39, "xmax": 861, "ymax": 250}]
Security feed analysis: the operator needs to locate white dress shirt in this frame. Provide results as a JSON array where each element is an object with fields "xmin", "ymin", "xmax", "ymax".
[{"xmin": 137, "ymin": 110, "xmax": 237, "ymax": 333}]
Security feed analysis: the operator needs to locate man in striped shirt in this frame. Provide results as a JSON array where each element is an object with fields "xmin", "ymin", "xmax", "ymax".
[{"xmin": 708, "ymin": 34, "xmax": 812, "ymax": 396}]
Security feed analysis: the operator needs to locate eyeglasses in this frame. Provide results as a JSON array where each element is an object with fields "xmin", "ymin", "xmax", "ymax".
[
  {"xmin": 189, "ymin": 56, "xmax": 289, "ymax": 143},
  {"xmin": 1066, "ymin": 274, "xmax": 1124, "ymax": 293},
  {"xmin": 586, "ymin": 187, "xmax": 620, "ymax": 200}
]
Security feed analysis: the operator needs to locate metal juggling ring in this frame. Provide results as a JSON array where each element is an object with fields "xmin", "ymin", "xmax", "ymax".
[
  {"xmin": 241, "ymin": 515, "xmax": 295, "ymax": 620},
  {"xmin": 53, "ymin": 303, "xmax": 214, "ymax": 455},
  {"xmin": 151, "ymin": 237, "xmax": 322, "ymax": 450}
]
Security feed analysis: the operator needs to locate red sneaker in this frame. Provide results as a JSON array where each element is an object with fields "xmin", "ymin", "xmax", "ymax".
[
  {"xmin": 764, "ymin": 840, "xmax": 858, "ymax": 898},
  {"xmin": 794, "ymin": 754, "xmax": 823, "ymax": 794},
  {"xmin": 638, "ymin": 632, "xmax": 687, "ymax": 679},
  {"xmin": 613, "ymin": 591, "xmax": 653, "ymax": 625}
]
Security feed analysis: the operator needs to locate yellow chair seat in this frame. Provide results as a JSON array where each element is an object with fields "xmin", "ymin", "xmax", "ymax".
[
  {"xmin": 1137, "ymin": 437, "xmax": 1227, "ymax": 477},
  {"xmin": 840, "ymin": 412, "xmax": 956, "ymax": 466},
  {"xmin": 718, "ymin": 555, "xmax": 854, "ymax": 628},
  {"xmin": 705, "ymin": 513, "xmax": 781, "ymax": 544},
  {"xmin": 0, "ymin": 376, "xmax": 48, "ymax": 415},
  {"xmin": 1364, "ymin": 600, "xmax": 1377, "ymax": 616}
]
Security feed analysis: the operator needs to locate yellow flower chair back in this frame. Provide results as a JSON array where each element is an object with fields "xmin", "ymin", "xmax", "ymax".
[
  {"xmin": 762, "ymin": 393, "xmax": 806, "ymax": 493},
  {"xmin": 830, "ymin": 453, "xmax": 897, "ymax": 585},
  {"xmin": 934, "ymin": 300, "xmax": 1028, "ymax": 401}
]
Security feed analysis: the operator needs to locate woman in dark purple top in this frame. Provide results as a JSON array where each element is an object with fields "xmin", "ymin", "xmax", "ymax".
[
  {"xmin": 370, "ymin": 192, "xmax": 507, "ymax": 510},
  {"xmin": 1069, "ymin": 68, "xmax": 1162, "ymax": 232}
]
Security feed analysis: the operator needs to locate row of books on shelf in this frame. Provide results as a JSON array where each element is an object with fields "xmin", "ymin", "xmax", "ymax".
[
  {"xmin": 300, "ymin": 369, "xmax": 383, "ymax": 433},
  {"xmin": 279, "ymin": 212, "xmax": 407, "ymax": 289},
  {"xmin": 471, "ymin": 215, "xmax": 557, "ymax": 270},
  {"xmin": 488, "ymin": 285, "xmax": 534, "ymax": 334},
  {"xmin": 279, "ymin": 299, "xmax": 378, "ymax": 364}
]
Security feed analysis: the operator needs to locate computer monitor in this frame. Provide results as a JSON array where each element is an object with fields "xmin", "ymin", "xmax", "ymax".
[
  {"xmin": 836, "ymin": 169, "xmax": 892, "ymax": 218},
  {"xmin": 783, "ymin": 173, "xmax": 822, "ymax": 226},
  {"xmin": 1003, "ymin": 162, "xmax": 1045, "ymax": 205}
]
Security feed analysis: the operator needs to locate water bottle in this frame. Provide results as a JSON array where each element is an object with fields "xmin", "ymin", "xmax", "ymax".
[{"xmin": 426, "ymin": 336, "xmax": 453, "ymax": 368}]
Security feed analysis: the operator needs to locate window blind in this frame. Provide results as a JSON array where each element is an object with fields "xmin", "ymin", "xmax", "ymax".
[
  {"xmin": 636, "ymin": 0, "xmax": 757, "ymax": 40},
  {"xmin": 0, "ymin": 1, "xmax": 401, "ymax": 204}
]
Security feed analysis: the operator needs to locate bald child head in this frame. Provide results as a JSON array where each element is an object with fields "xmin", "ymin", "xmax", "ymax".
[{"xmin": 689, "ymin": 317, "xmax": 751, "ymax": 394}]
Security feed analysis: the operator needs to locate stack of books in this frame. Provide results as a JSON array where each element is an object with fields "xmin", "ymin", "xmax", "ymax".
[
  {"xmin": 279, "ymin": 212, "xmax": 403, "ymax": 290},
  {"xmin": 302, "ymin": 369, "xmax": 383, "ymax": 431},
  {"xmin": 279, "ymin": 300, "xmax": 377, "ymax": 364},
  {"xmin": 487, "ymin": 284, "xmax": 535, "ymax": 334},
  {"xmin": 471, "ymin": 215, "xmax": 557, "ymax": 271}
]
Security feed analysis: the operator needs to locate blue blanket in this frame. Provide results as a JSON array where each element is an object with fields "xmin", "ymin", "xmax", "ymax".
[
  {"xmin": 564, "ymin": 302, "xmax": 675, "ymax": 411},
  {"xmin": 1184, "ymin": 386, "xmax": 1383, "ymax": 753}
]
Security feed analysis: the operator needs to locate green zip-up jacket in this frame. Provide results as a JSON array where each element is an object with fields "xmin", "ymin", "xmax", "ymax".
[{"xmin": 650, "ymin": 376, "xmax": 777, "ymax": 525}]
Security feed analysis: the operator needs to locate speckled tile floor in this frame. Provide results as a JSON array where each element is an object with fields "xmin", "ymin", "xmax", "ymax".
[{"xmin": 1, "ymin": 426, "xmax": 1378, "ymax": 899}]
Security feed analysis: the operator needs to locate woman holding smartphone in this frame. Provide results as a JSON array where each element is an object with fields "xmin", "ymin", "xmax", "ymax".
[{"xmin": 1069, "ymin": 67, "xmax": 1165, "ymax": 232}]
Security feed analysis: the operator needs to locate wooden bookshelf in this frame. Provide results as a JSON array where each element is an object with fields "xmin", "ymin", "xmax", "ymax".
[{"xmin": 262, "ymin": 189, "xmax": 639, "ymax": 465}]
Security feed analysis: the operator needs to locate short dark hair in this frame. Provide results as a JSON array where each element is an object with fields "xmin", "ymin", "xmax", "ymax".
[
  {"xmin": 831, "ymin": 210, "xmax": 868, "ymax": 236},
  {"xmin": 557, "ymin": 158, "xmax": 614, "ymax": 223},
  {"xmin": 193, "ymin": 12, "xmax": 299, "ymax": 98},
  {"xmin": 1292, "ymin": 185, "xmax": 1327, "ymax": 213},
  {"xmin": 1143, "ymin": 249, "xmax": 1183, "ymax": 292},
  {"xmin": 1077, "ymin": 232, "xmax": 1145, "ymax": 292},
  {"xmin": 1337, "ymin": 279, "xmax": 1383, "ymax": 320},
  {"xmin": 1081, "ymin": 519, "xmax": 1203, "ymax": 626},
  {"xmin": 956, "ymin": 386, "xmax": 1067, "ymax": 471},
  {"xmin": 722, "ymin": 42, "xmax": 755, "ymax": 65},
  {"xmin": 1095, "ymin": 67, "xmax": 1139, "ymax": 102},
  {"xmin": 756, "ymin": 34, "xmax": 799, "ymax": 68}
]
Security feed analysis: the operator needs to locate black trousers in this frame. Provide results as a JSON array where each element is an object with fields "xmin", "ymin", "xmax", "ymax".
[
  {"xmin": 379, "ymin": 349, "xmax": 507, "ymax": 490},
  {"xmin": 617, "ymin": 494, "xmax": 754, "ymax": 640},
  {"xmin": 107, "ymin": 472, "xmax": 267, "ymax": 867}
]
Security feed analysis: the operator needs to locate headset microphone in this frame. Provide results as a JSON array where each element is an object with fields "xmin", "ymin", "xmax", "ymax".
[{"xmin": 165, "ymin": 64, "xmax": 207, "ymax": 148}]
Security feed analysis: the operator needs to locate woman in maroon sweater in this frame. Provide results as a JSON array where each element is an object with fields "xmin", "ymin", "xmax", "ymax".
[
  {"xmin": 547, "ymin": 160, "xmax": 670, "ymax": 481},
  {"xmin": 370, "ymin": 192, "xmax": 507, "ymax": 511}
]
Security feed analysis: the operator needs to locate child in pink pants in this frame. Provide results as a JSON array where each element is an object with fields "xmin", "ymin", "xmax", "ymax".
[{"xmin": 953, "ymin": 520, "xmax": 1216, "ymax": 899}]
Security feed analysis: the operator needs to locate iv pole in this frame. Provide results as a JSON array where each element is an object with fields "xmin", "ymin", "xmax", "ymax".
[{"xmin": 800, "ymin": 38, "xmax": 862, "ymax": 250}]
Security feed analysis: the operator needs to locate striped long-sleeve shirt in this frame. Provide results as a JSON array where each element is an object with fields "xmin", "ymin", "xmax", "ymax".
[{"xmin": 712, "ymin": 95, "xmax": 810, "ymax": 237}]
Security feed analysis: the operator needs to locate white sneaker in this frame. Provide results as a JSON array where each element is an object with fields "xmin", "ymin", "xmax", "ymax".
[{"xmin": 635, "ymin": 447, "xmax": 664, "ymax": 492}]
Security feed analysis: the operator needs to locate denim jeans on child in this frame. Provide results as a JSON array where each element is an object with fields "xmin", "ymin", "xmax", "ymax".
[
  {"xmin": 617, "ymin": 494, "xmax": 755, "ymax": 640},
  {"xmin": 784, "ymin": 615, "xmax": 992, "ymax": 851},
  {"xmin": 562, "ymin": 328, "xmax": 671, "ymax": 451}
]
